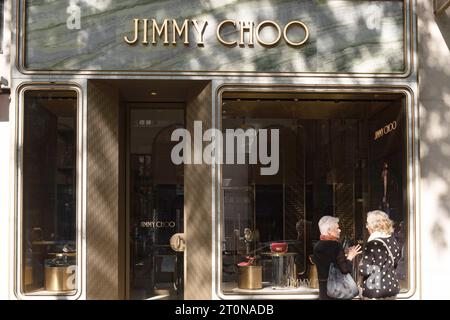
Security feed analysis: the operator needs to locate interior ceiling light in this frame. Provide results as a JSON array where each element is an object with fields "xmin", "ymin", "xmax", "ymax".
[{"xmin": 150, "ymin": 92, "xmax": 157, "ymax": 96}]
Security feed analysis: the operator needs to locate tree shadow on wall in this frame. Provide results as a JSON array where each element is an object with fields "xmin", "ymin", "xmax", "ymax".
[{"xmin": 418, "ymin": 2, "xmax": 450, "ymax": 252}]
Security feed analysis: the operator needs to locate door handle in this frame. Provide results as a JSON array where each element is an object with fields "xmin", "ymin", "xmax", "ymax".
[{"xmin": 170, "ymin": 233, "xmax": 186, "ymax": 252}]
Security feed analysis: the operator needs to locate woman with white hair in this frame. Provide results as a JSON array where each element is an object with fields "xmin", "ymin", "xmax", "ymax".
[
  {"xmin": 359, "ymin": 210, "xmax": 401, "ymax": 299},
  {"xmin": 312, "ymin": 216, "xmax": 362, "ymax": 300}
]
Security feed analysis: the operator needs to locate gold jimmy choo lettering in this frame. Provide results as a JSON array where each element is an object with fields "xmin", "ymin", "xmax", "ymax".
[
  {"xmin": 216, "ymin": 19, "xmax": 309, "ymax": 47},
  {"xmin": 124, "ymin": 18, "xmax": 309, "ymax": 47},
  {"xmin": 124, "ymin": 19, "xmax": 208, "ymax": 46},
  {"xmin": 374, "ymin": 121, "xmax": 397, "ymax": 140}
]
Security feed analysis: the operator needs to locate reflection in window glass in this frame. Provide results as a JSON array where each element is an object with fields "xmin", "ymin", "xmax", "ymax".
[
  {"xmin": 22, "ymin": 90, "xmax": 77, "ymax": 294},
  {"xmin": 221, "ymin": 93, "xmax": 408, "ymax": 295}
]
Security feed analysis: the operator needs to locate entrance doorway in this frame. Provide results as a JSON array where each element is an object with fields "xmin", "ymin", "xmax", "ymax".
[
  {"xmin": 118, "ymin": 79, "xmax": 210, "ymax": 300},
  {"xmin": 127, "ymin": 105, "xmax": 185, "ymax": 300},
  {"xmin": 86, "ymin": 79, "xmax": 211, "ymax": 300}
]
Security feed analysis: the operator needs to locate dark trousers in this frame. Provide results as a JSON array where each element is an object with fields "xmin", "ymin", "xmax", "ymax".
[{"xmin": 318, "ymin": 279, "xmax": 334, "ymax": 300}]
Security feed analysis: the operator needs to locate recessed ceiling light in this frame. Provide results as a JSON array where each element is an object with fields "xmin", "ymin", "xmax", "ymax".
[{"xmin": 150, "ymin": 92, "xmax": 157, "ymax": 96}]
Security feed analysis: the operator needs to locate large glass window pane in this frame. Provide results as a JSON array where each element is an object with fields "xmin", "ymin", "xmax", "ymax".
[
  {"xmin": 22, "ymin": 90, "xmax": 78, "ymax": 295},
  {"xmin": 220, "ymin": 92, "xmax": 408, "ymax": 296}
]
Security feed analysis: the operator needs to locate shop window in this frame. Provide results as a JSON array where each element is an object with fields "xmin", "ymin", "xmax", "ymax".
[
  {"xmin": 220, "ymin": 92, "xmax": 409, "ymax": 296},
  {"xmin": 21, "ymin": 90, "xmax": 78, "ymax": 296}
]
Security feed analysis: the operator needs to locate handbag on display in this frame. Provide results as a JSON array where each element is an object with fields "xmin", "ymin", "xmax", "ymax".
[
  {"xmin": 270, "ymin": 242, "xmax": 288, "ymax": 253},
  {"xmin": 326, "ymin": 263, "xmax": 359, "ymax": 299}
]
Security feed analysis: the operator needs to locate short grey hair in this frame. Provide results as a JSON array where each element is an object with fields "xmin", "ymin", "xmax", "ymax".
[{"xmin": 318, "ymin": 216, "xmax": 339, "ymax": 235}]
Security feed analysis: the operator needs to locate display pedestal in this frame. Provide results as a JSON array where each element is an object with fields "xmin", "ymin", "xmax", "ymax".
[
  {"xmin": 45, "ymin": 266, "xmax": 75, "ymax": 292},
  {"xmin": 238, "ymin": 266, "xmax": 262, "ymax": 290},
  {"xmin": 266, "ymin": 252, "xmax": 297, "ymax": 288}
]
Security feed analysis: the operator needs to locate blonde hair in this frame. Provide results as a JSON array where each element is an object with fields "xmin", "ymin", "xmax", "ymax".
[{"xmin": 366, "ymin": 210, "xmax": 394, "ymax": 235}]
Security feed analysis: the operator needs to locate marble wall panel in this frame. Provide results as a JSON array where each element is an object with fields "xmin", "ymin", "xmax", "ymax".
[{"xmin": 23, "ymin": 0, "xmax": 405, "ymax": 73}]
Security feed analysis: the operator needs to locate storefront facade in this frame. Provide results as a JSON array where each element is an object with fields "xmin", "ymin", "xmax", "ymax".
[{"xmin": 0, "ymin": 0, "xmax": 449, "ymax": 300}]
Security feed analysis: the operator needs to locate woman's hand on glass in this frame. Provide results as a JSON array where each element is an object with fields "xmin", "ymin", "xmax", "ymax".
[{"xmin": 346, "ymin": 244, "xmax": 362, "ymax": 261}]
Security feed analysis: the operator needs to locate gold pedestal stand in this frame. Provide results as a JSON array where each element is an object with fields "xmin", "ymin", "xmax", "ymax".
[{"xmin": 238, "ymin": 265, "xmax": 262, "ymax": 290}]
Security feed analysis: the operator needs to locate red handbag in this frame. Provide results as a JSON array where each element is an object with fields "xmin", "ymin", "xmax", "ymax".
[{"xmin": 270, "ymin": 242, "xmax": 288, "ymax": 253}]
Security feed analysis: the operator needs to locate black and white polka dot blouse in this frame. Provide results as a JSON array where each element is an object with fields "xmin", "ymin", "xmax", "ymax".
[{"xmin": 359, "ymin": 235, "xmax": 401, "ymax": 299}]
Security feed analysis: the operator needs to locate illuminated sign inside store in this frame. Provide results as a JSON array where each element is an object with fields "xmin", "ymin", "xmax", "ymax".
[
  {"xmin": 374, "ymin": 121, "xmax": 397, "ymax": 140},
  {"xmin": 140, "ymin": 221, "xmax": 176, "ymax": 228},
  {"xmin": 124, "ymin": 19, "xmax": 309, "ymax": 47}
]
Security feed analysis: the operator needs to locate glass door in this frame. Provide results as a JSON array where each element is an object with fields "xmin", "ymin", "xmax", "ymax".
[{"xmin": 127, "ymin": 106, "xmax": 185, "ymax": 300}]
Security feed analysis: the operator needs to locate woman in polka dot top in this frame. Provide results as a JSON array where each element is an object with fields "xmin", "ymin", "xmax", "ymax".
[{"xmin": 359, "ymin": 210, "xmax": 401, "ymax": 299}]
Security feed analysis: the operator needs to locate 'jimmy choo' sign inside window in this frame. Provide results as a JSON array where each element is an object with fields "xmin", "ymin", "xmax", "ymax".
[
  {"xmin": 140, "ymin": 221, "xmax": 176, "ymax": 228},
  {"xmin": 374, "ymin": 121, "xmax": 398, "ymax": 141}
]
